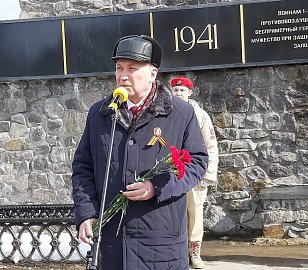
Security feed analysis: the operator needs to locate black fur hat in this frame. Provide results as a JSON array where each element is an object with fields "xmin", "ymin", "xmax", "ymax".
[{"xmin": 111, "ymin": 35, "xmax": 162, "ymax": 68}]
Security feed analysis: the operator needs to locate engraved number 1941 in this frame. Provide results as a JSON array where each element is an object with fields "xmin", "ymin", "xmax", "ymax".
[{"xmin": 174, "ymin": 24, "xmax": 218, "ymax": 52}]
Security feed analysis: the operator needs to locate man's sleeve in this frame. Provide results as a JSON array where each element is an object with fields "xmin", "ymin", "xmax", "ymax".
[
  {"xmin": 72, "ymin": 114, "xmax": 99, "ymax": 228},
  {"xmin": 153, "ymin": 108, "xmax": 209, "ymax": 204},
  {"xmin": 200, "ymin": 112, "xmax": 219, "ymax": 182}
]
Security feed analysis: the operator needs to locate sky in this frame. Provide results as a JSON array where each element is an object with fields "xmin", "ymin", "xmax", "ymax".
[{"xmin": 0, "ymin": 0, "xmax": 21, "ymax": 21}]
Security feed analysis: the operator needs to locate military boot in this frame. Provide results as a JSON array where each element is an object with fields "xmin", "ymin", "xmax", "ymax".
[{"xmin": 189, "ymin": 241, "xmax": 204, "ymax": 269}]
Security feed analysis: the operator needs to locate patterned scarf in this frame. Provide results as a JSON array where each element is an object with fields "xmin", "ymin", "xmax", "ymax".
[{"xmin": 128, "ymin": 82, "xmax": 156, "ymax": 125}]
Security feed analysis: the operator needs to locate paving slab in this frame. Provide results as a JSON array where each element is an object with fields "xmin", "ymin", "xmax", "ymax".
[{"xmin": 188, "ymin": 239, "xmax": 308, "ymax": 270}]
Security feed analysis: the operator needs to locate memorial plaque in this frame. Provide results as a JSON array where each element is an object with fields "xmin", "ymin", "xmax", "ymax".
[
  {"xmin": 0, "ymin": 20, "xmax": 63, "ymax": 78},
  {"xmin": 244, "ymin": 0, "xmax": 308, "ymax": 64},
  {"xmin": 152, "ymin": 5, "xmax": 242, "ymax": 70},
  {"xmin": 65, "ymin": 13, "xmax": 150, "ymax": 74},
  {"xmin": 0, "ymin": 0, "xmax": 307, "ymax": 80}
]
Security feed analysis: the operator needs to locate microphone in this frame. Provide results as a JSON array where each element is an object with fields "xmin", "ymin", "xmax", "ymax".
[{"xmin": 108, "ymin": 87, "xmax": 128, "ymax": 113}]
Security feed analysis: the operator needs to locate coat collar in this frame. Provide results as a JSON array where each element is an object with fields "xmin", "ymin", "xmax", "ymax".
[{"xmin": 100, "ymin": 81, "xmax": 173, "ymax": 131}]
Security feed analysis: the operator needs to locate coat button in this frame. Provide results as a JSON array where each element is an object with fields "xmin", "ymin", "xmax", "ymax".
[
  {"xmin": 125, "ymin": 171, "xmax": 131, "ymax": 176},
  {"xmin": 128, "ymin": 139, "xmax": 134, "ymax": 145}
]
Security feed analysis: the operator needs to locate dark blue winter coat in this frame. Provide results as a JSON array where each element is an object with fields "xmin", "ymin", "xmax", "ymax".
[{"xmin": 72, "ymin": 81, "xmax": 208, "ymax": 270}]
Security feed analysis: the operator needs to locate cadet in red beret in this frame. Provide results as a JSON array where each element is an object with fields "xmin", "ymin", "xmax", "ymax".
[
  {"xmin": 171, "ymin": 77, "xmax": 219, "ymax": 269},
  {"xmin": 171, "ymin": 77, "xmax": 194, "ymax": 90}
]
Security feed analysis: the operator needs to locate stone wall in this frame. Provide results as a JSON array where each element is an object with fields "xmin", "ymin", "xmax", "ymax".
[
  {"xmin": 160, "ymin": 66, "xmax": 308, "ymax": 238},
  {"xmin": 0, "ymin": 0, "xmax": 307, "ymax": 238}
]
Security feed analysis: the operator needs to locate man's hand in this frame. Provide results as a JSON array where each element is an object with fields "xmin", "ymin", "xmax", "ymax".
[
  {"xmin": 78, "ymin": 218, "xmax": 97, "ymax": 245},
  {"xmin": 123, "ymin": 180, "xmax": 155, "ymax": 201}
]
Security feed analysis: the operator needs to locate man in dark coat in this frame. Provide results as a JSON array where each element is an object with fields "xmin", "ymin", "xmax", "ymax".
[{"xmin": 72, "ymin": 35, "xmax": 208, "ymax": 270}]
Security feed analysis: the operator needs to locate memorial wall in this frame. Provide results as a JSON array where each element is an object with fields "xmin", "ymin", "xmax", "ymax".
[{"xmin": 0, "ymin": 0, "xmax": 307, "ymax": 238}]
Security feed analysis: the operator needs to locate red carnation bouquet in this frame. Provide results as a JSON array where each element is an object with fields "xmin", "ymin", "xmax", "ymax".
[{"xmin": 92, "ymin": 146, "xmax": 191, "ymax": 233}]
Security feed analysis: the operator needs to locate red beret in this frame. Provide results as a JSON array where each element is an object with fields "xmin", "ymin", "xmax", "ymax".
[{"xmin": 171, "ymin": 77, "xmax": 193, "ymax": 89}]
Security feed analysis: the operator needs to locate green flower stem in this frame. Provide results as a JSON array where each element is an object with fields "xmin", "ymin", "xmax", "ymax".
[
  {"xmin": 92, "ymin": 153, "xmax": 173, "ymax": 233},
  {"xmin": 92, "ymin": 193, "xmax": 128, "ymax": 232},
  {"xmin": 137, "ymin": 154, "xmax": 171, "ymax": 181}
]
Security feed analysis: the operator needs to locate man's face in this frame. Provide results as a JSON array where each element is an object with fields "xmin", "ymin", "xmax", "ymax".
[
  {"xmin": 115, "ymin": 59, "xmax": 158, "ymax": 104},
  {"xmin": 172, "ymin": 86, "xmax": 191, "ymax": 102}
]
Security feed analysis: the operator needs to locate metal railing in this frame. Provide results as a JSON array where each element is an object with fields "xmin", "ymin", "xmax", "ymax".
[{"xmin": 0, "ymin": 204, "xmax": 88, "ymax": 263}]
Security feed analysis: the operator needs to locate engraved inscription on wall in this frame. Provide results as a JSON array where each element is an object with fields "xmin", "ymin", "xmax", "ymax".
[{"xmin": 244, "ymin": 0, "xmax": 308, "ymax": 63}]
